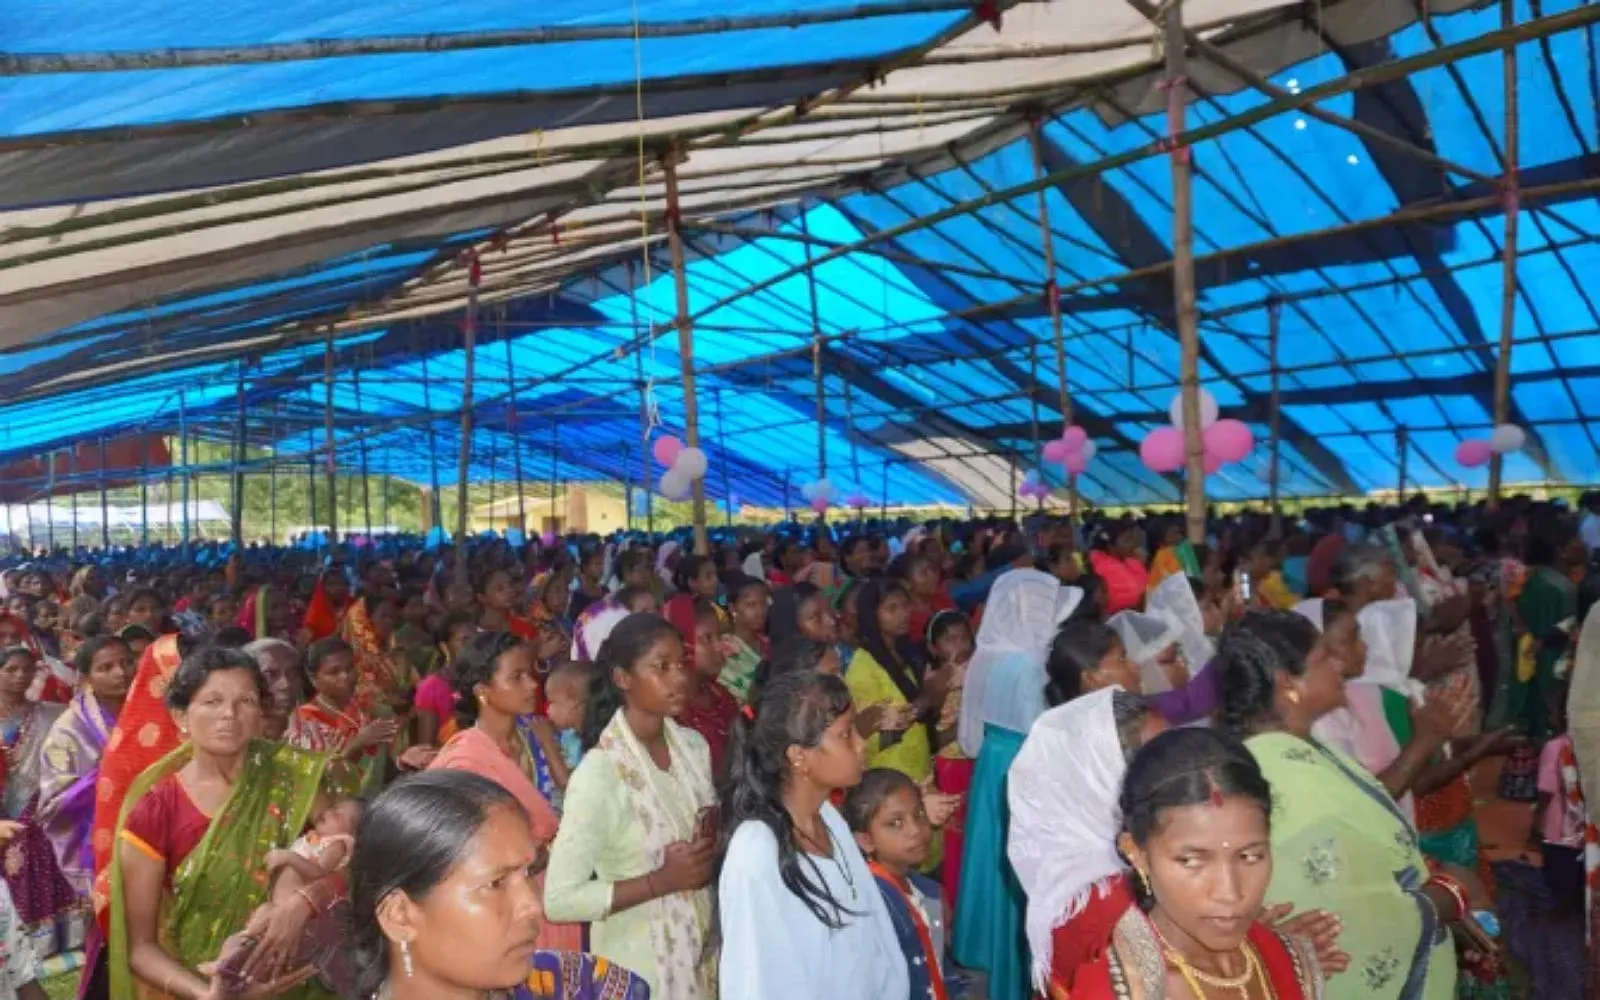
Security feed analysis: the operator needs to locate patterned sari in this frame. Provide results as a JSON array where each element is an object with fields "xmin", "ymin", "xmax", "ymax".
[
  {"xmin": 285, "ymin": 698, "xmax": 386, "ymax": 798},
  {"xmin": 1, "ymin": 699, "xmax": 79, "ymax": 961},
  {"xmin": 338, "ymin": 600, "xmax": 410, "ymax": 714},
  {"xmin": 107, "ymin": 739, "xmax": 329, "ymax": 1000},
  {"xmin": 1066, "ymin": 909, "xmax": 1321, "ymax": 1000},
  {"xmin": 518, "ymin": 951, "xmax": 651, "ymax": 1000},
  {"xmin": 36, "ymin": 691, "xmax": 116, "ymax": 897},
  {"xmin": 92, "ymin": 634, "xmax": 184, "ymax": 928}
]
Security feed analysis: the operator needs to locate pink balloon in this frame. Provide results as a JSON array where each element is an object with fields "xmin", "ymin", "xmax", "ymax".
[
  {"xmin": 810, "ymin": 496, "xmax": 831, "ymax": 514},
  {"xmin": 1203, "ymin": 449, "xmax": 1226, "ymax": 475},
  {"xmin": 1060, "ymin": 425, "xmax": 1089, "ymax": 452},
  {"xmin": 1456, "ymin": 438, "xmax": 1493, "ymax": 468},
  {"xmin": 1140, "ymin": 427, "xmax": 1186, "ymax": 473},
  {"xmin": 1063, "ymin": 450, "xmax": 1089, "ymax": 476},
  {"xmin": 541, "ymin": 531, "xmax": 558, "ymax": 548},
  {"xmin": 1042, "ymin": 438, "xmax": 1069, "ymax": 463},
  {"xmin": 1203, "ymin": 419, "xmax": 1254, "ymax": 464},
  {"xmin": 652, "ymin": 435, "xmax": 683, "ymax": 467}
]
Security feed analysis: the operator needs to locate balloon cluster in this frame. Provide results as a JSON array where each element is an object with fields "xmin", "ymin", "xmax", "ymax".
[
  {"xmin": 802, "ymin": 478, "xmax": 838, "ymax": 515},
  {"xmin": 1456, "ymin": 424, "xmax": 1526, "ymax": 468},
  {"xmin": 1139, "ymin": 389, "xmax": 1254, "ymax": 474},
  {"xmin": 1018, "ymin": 469, "xmax": 1052, "ymax": 501},
  {"xmin": 1042, "ymin": 425, "xmax": 1097, "ymax": 476},
  {"xmin": 846, "ymin": 491, "xmax": 871, "ymax": 511},
  {"xmin": 652, "ymin": 435, "xmax": 708, "ymax": 501}
]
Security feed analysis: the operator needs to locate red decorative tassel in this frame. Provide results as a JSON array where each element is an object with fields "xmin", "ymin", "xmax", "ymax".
[{"xmin": 975, "ymin": 0, "xmax": 1001, "ymax": 30}]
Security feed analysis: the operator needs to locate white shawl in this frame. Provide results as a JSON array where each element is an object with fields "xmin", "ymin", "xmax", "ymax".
[{"xmin": 957, "ymin": 569, "xmax": 1081, "ymax": 757}]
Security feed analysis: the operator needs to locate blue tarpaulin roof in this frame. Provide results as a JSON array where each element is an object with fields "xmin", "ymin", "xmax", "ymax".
[{"xmin": 2, "ymin": 0, "xmax": 1597, "ymax": 508}]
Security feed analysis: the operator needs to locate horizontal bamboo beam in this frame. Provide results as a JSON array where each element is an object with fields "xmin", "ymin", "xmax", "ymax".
[{"xmin": 0, "ymin": 2, "xmax": 1044, "ymax": 75}]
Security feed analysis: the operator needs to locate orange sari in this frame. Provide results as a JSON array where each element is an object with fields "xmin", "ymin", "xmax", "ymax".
[
  {"xmin": 338, "ymin": 600, "xmax": 405, "ymax": 712},
  {"xmin": 90, "ymin": 634, "xmax": 184, "ymax": 927}
]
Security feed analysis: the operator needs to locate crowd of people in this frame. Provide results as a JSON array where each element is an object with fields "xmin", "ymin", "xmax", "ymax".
[{"xmin": 0, "ymin": 490, "xmax": 1597, "ymax": 1000}]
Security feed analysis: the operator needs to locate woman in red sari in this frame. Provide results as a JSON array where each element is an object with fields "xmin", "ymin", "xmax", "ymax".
[
  {"xmin": 665, "ymin": 596, "xmax": 737, "ymax": 776},
  {"xmin": 1066, "ymin": 727, "xmax": 1333, "ymax": 1000},
  {"xmin": 300, "ymin": 568, "xmax": 352, "ymax": 643}
]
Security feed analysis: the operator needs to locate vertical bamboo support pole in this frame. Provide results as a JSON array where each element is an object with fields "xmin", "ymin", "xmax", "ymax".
[
  {"xmin": 232, "ymin": 362, "xmax": 247, "ymax": 546},
  {"xmin": 420, "ymin": 343, "xmax": 443, "ymax": 530},
  {"xmin": 140, "ymin": 435, "xmax": 150, "ymax": 547},
  {"xmin": 69, "ymin": 448, "xmax": 79, "ymax": 551},
  {"xmin": 801, "ymin": 208, "xmax": 828, "ymax": 484},
  {"xmin": 1267, "ymin": 299, "xmax": 1282, "ymax": 533},
  {"xmin": 307, "ymin": 456, "xmax": 317, "ymax": 548},
  {"xmin": 178, "ymin": 394, "xmax": 190, "ymax": 557},
  {"xmin": 99, "ymin": 436, "xmax": 110, "ymax": 549},
  {"xmin": 456, "ymin": 252, "xmax": 481, "ymax": 585},
  {"xmin": 716, "ymin": 389, "xmax": 733, "ymax": 527},
  {"xmin": 628, "ymin": 260, "xmax": 651, "ymax": 533},
  {"xmin": 662, "ymin": 153, "xmax": 709, "ymax": 554},
  {"xmin": 1397, "ymin": 427, "xmax": 1410, "ymax": 498},
  {"xmin": 503, "ymin": 311, "xmax": 527, "ymax": 535},
  {"xmin": 322, "ymin": 328, "xmax": 339, "ymax": 546},
  {"xmin": 1488, "ymin": 0, "xmax": 1520, "ymax": 509},
  {"xmin": 46, "ymin": 452, "xmax": 56, "ymax": 551},
  {"xmin": 1029, "ymin": 339, "xmax": 1043, "ymax": 509},
  {"xmin": 1027, "ymin": 120, "xmax": 1078, "ymax": 524},
  {"xmin": 355, "ymin": 363, "xmax": 372, "ymax": 542},
  {"xmin": 1164, "ymin": 4, "xmax": 1206, "ymax": 545}
]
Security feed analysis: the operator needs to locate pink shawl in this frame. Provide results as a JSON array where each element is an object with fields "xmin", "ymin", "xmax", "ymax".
[{"xmin": 430, "ymin": 727, "xmax": 582, "ymax": 951}]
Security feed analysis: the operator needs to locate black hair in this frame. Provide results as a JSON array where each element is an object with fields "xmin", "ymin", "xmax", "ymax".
[
  {"xmin": 164, "ymin": 643, "xmax": 269, "ymax": 711},
  {"xmin": 73, "ymin": 634, "xmax": 130, "ymax": 677},
  {"xmin": 451, "ymin": 631, "xmax": 525, "ymax": 728},
  {"xmin": 1215, "ymin": 610, "xmax": 1319, "ymax": 736},
  {"xmin": 123, "ymin": 587, "xmax": 164, "ymax": 611},
  {"xmin": 211, "ymin": 626, "xmax": 253, "ymax": 649},
  {"xmin": 613, "ymin": 585, "xmax": 656, "ymax": 614},
  {"xmin": 766, "ymin": 584, "xmax": 822, "ymax": 647},
  {"xmin": 673, "ymin": 553, "xmax": 714, "ymax": 595},
  {"xmin": 116, "ymin": 622, "xmax": 157, "ymax": 644},
  {"xmin": 925, "ymin": 608, "xmax": 970, "ymax": 652},
  {"xmin": 840, "ymin": 536, "xmax": 873, "ymax": 568},
  {"xmin": 724, "ymin": 573, "xmax": 769, "ymax": 609},
  {"xmin": 306, "ymin": 637, "xmax": 353, "ymax": 678},
  {"xmin": 347, "ymin": 771, "xmax": 527, "ymax": 999},
  {"xmin": 854, "ymin": 578, "xmax": 923, "ymax": 703},
  {"xmin": 747, "ymin": 636, "xmax": 832, "ymax": 708},
  {"xmin": 1067, "ymin": 573, "xmax": 1106, "ymax": 622},
  {"xmin": 581, "ymin": 613, "xmax": 680, "ymax": 751},
  {"xmin": 613, "ymin": 549, "xmax": 650, "ymax": 584},
  {"xmin": 435, "ymin": 609, "xmax": 478, "ymax": 644},
  {"xmin": 717, "ymin": 670, "xmax": 859, "ymax": 928},
  {"xmin": 361, "ymin": 590, "xmax": 396, "ymax": 616},
  {"xmin": 840, "ymin": 767, "xmax": 919, "ymax": 835},
  {"xmin": 1119, "ymin": 727, "xmax": 1273, "ymax": 912},
  {"xmin": 1045, "ymin": 618, "xmax": 1119, "ymax": 707}
]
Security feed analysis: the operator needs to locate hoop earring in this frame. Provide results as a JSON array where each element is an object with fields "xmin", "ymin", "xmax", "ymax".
[{"xmin": 400, "ymin": 940, "xmax": 414, "ymax": 978}]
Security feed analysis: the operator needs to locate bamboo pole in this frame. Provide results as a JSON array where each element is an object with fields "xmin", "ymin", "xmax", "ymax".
[
  {"xmin": 629, "ymin": 260, "xmax": 651, "ymax": 534},
  {"xmin": 69, "ymin": 448, "xmax": 78, "ymax": 552},
  {"xmin": 97, "ymin": 437, "xmax": 109, "ymax": 549},
  {"xmin": 139, "ymin": 435, "xmax": 149, "ymax": 546},
  {"xmin": 2, "ymin": 1, "xmax": 1017, "ymax": 74},
  {"xmin": 420, "ymin": 343, "xmax": 443, "ymax": 530},
  {"xmin": 1164, "ymin": 3, "xmax": 1205, "ymax": 545},
  {"xmin": 232, "ymin": 361, "xmax": 247, "ymax": 546},
  {"xmin": 663, "ymin": 154, "xmax": 709, "ymax": 555},
  {"xmin": 46, "ymin": 452, "xmax": 56, "ymax": 551},
  {"xmin": 1397, "ymin": 427, "xmax": 1410, "ymax": 497},
  {"xmin": 269, "ymin": 406, "xmax": 278, "ymax": 544},
  {"xmin": 179, "ymin": 394, "xmax": 190, "ymax": 558},
  {"xmin": 716, "ymin": 389, "xmax": 733, "ymax": 528},
  {"xmin": 801, "ymin": 208, "xmax": 828, "ymax": 482},
  {"xmin": 307, "ymin": 456, "xmax": 317, "ymax": 548},
  {"xmin": 1027, "ymin": 120, "xmax": 1078, "ymax": 523},
  {"xmin": 1489, "ymin": 0, "xmax": 1520, "ymax": 509},
  {"xmin": 322, "ymin": 328, "xmax": 339, "ymax": 546},
  {"xmin": 1268, "ymin": 299, "xmax": 1283, "ymax": 532},
  {"xmin": 163, "ymin": 453, "xmax": 174, "ymax": 547},
  {"xmin": 1029, "ymin": 339, "xmax": 1043, "ymax": 509},
  {"xmin": 503, "ymin": 311, "xmax": 527, "ymax": 535},
  {"xmin": 456, "ymin": 253, "xmax": 481, "ymax": 582},
  {"xmin": 355, "ymin": 363, "xmax": 373, "ymax": 541}
]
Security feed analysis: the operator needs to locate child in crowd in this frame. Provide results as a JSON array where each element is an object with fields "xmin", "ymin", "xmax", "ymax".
[
  {"xmin": 203, "ymin": 798, "xmax": 366, "ymax": 1000},
  {"xmin": 287, "ymin": 638, "xmax": 396, "ymax": 796},
  {"xmin": 927, "ymin": 610, "xmax": 975, "ymax": 920},
  {"xmin": 844, "ymin": 769, "xmax": 949, "ymax": 1000},
  {"xmin": 1536, "ymin": 681, "xmax": 1587, "ymax": 916},
  {"xmin": 542, "ymin": 659, "xmax": 591, "ymax": 777},
  {"xmin": 413, "ymin": 610, "xmax": 476, "ymax": 747}
]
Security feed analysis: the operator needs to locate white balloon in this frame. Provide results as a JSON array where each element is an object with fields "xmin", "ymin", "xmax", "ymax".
[
  {"xmin": 1079, "ymin": 440, "xmax": 1098, "ymax": 461},
  {"xmin": 800, "ymin": 482, "xmax": 820, "ymax": 501},
  {"xmin": 1168, "ymin": 389, "xmax": 1219, "ymax": 430},
  {"xmin": 674, "ymin": 446, "xmax": 709, "ymax": 479},
  {"xmin": 1489, "ymin": 423, "xmax": 1527, "ymax": 454},
  {"xmin": 816, "ymin": 477, "xmax": 836, "ymax": 501},
  {"xmin": 660, "ymin": 469, "xmax": 690, "ymax": 500}
]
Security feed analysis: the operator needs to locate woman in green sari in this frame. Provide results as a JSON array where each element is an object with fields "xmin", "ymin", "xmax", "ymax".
[
  {"xmin": 111, "ymin": 645, "xmax": 334, "ymax": 1000},
  {"xmin": 1218, "ymin": 610, "xmax": 1495, "ymax": 1000},
  {"xmin": 1512, "ymin": 532, "xmax": 1580, "ymax": 743}
]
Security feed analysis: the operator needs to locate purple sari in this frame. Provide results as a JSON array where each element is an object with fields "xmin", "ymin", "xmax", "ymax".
[
  {"xmin": 35, "ymin": 692, "xmax": 113, "ymax": 898},
  {"xmin": 0, "ymin": 699, "xmax": 79, "ymax": 960}
]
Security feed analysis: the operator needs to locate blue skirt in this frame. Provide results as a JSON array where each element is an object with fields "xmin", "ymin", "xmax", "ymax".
[{"xmin": 951, "ymin": 724, "xmax": 1028, "ymax": 1000}]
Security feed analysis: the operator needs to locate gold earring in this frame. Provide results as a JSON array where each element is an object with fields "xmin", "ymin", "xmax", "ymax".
[
  {"xmin": 400, "ymin": 940, "xmax": 413, "ymax": 978},
  {"xmin": 1286, "ymin": 689, "xmax": 1302, "ymax": 705},
  {"xmin": 1136, "ymin": 869, "xmax": 1151, "ymax": 895}
]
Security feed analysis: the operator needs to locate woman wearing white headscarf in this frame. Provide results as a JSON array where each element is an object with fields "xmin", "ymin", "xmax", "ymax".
[
  {"xmin": 1566, "ymin": 601, "xmax": 1600, "ymax": 990},
  {"xmin": 952, "ymin": 569, "xmax": 1080, "ymax": 1000},
  {"xmin": 1007, "ymin": 686, "xmax": 1153, "ymax": 995}
]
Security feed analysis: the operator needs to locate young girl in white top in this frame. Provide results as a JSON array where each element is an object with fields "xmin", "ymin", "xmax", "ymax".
[{"xmin": 716, "ymin": 669, "xmax": 908, "ymax": 1000}]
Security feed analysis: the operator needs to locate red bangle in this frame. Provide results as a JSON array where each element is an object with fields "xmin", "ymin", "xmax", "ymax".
[{"xmin": 1431, "ymin": 873, "xmax": 1469, "ymax": 920}]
